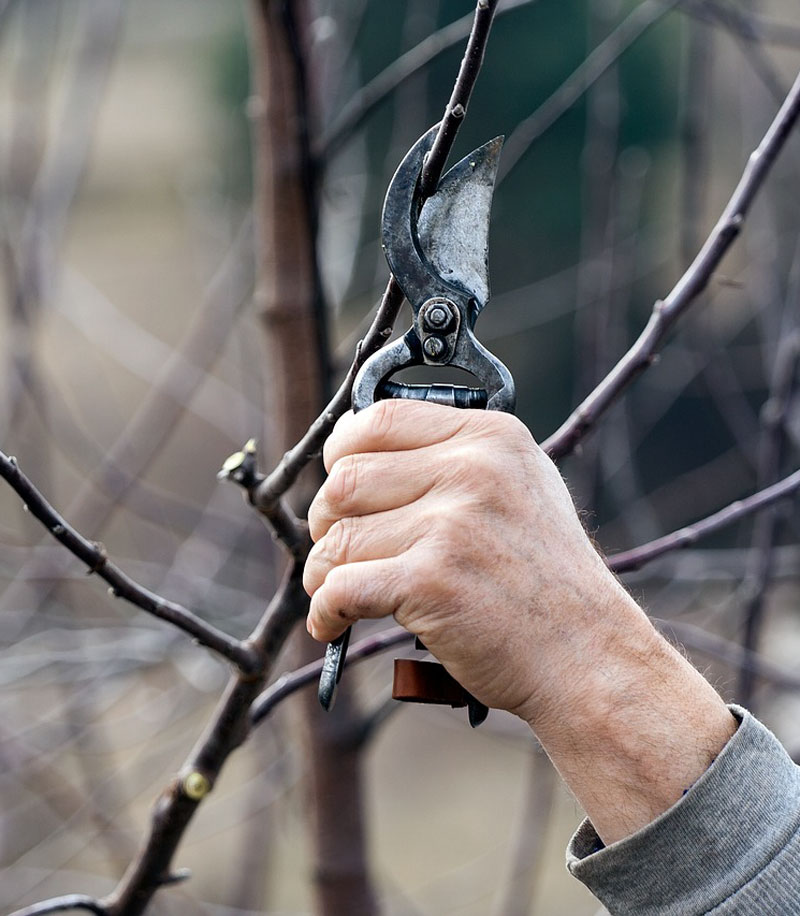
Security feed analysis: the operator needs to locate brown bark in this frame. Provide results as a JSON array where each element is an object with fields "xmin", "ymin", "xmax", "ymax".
[{"xmin": 248, "ymin": 2, "xmax": 377, "ymax": 913}]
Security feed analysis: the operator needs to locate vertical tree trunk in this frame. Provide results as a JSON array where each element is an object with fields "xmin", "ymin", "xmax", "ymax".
[{"xmin": 247, "ymin": 3, "xmax": 378, "ymax": 913}]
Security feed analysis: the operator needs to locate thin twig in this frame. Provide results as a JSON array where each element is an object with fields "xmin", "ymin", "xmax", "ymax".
[
  {"xmin": 420, "ymin": 0, "xmax": 499, "ymax": 197},
  {"xmin": 8, "ymin": 896, "xmax": 108, "ymax": 916},
  {"xmin": 251, "ymin": 0, "xmax": 502, "ymax": 512},
  {"xmin": 0, "ymin": 450, "xmax": 260, "ymax": 674},
  {"xmin": 608, "ymin": 468, "xmax": 800, "ymax": 574},
  {"xmin": 544, "ymin": 67, "xmax": 800, "ymax": 460},
  {"xmin": 250, "ymin": 626, "xmax": 413, "ymax": 726}
]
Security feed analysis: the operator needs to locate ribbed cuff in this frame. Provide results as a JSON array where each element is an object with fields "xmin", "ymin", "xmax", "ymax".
[{"xmin": 567, "ymin": 706, "xmax": 800, "ymax": 915}]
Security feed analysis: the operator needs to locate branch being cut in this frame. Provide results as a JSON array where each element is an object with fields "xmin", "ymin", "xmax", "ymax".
[
  {"xmin": 0, "ymin": 449, "xmax": 260, "ymax": 674},
  {"xmin": 250, "ymin": 0, "xmax": 502, "ymax": 513},
  {"xmin": 608, "ymin": 468, "xmax": 800, "ymax": 574},
  {"xmin": 419, "ymin": 0, "xmax": 499, "ymax": 198},
  {"xmin": 544, "ymin": 67, "xmax": 800, "ymax": 461}
]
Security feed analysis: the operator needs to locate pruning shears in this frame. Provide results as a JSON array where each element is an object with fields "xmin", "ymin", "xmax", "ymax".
[{"xmin": 318, "ymin": 124, "xmax": 515, "ymax": 726}]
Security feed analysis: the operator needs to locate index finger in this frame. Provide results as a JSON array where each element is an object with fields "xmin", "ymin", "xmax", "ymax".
[{"xmin": 323, "ymin": 399, "xmax": 474, "ymax": 472}]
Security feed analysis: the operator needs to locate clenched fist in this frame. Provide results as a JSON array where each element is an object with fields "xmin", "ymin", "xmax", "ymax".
[{"xmin": 304, "ymin": 399, "xmax": 633, "ymax": 724}]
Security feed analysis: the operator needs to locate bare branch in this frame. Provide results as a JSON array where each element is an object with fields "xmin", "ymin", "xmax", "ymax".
[
  {"xmin": 544, "ymin": 67, "xmax": 800, "ymax": 460},
  {"xmin": 0, "ymin": 449, "xmax": 260, "ymax": 674},
  {"xmin": 608, "ymin": 469, "xmax": 800, "ymax": 574},
  {"xmin": 101, "ymin": 563, "xmax": 307, "ymax": 915},
  {"xmin": 8, "ymin": 896, "xmax": 108, "ymax": 916},
  {"xmin": 250, "ymin": 625, "xmax": 413, "ymax": 726},
  {"xmin": 420, "ymin": 0, "xmax": 500, "ymax": 198},
  {"xmin": 219, "ymin": 439, "xmax": 311, "ymax": 560}
]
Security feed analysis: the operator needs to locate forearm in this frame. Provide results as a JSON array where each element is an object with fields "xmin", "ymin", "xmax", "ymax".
[{"xmin": 520, "ymin": 580, "xmax": 738, "ymax": 845}]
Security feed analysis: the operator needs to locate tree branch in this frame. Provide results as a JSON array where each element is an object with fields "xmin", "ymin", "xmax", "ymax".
[
  {"xmin": 544, "ymin": 67, "xmax": 800, "ymax": 460},
  {"xmin": 419, "ymin": 0, "xmax": 499, "ymax": 198},
  {"xmin": 608, "ymin": 469, "xmax": 800, "ymax": 574},
  {"xmin": 100, "ymin": 562, "xmax": 307, "ymax": 916},
  {"xmin": 0, "ymin": 449, "xmax": 260, "ymax": 674},
  {"xmin": 683, "ymin": 0, "xmax": 800, "ymax": 51}
]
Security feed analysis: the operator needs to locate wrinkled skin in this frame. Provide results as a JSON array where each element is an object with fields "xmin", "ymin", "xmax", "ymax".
[
  {"xmin": 304, "ymin": 400, "xmax": 620, "ymax": 724},
  {"xmin": 304, "ymin": 401, "xmax": 736, "ymax": 845}
]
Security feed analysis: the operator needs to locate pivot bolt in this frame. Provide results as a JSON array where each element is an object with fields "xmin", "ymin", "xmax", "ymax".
[
  {"xmin": 423, "ymin": 336, "xmax": 447, "ymax": 359},
  {"xmin": 423, "ymin": 300, "xmax": 455, "ymax": 332},
  {"xmin": 428, "ymin": 306, "xmax": 449, "ymax": 328}
]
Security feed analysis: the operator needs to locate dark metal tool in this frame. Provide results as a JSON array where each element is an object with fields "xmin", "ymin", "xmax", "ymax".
[{"xmin": 318, "ymin": 124, "xmax": 515, "ymax": 726}]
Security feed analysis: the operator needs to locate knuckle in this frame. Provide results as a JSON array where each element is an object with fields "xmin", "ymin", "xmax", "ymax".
[
  {"xmin": 326, "ymin": 517, "xmax": 356, "ymax": 564},
  {"xmin": 302, "ymin": 552, "xmax": 319, "ymax": 595},
  {"xmin": 407, "ymin": 547, "xmax": 444, "ymax": 596},
  {"xmin": 320, "ymin": 566, "xmax": 358, "ymax": 622},
  {"xmin": 326, "ymin": 454, "xmax": 361, "ymax": 508},
  {"xmin": 369, "ymin": 399, "xmax": 397, "ymax": 443},
  {"xmin": 307, "ymin": 493, "xmax": 328, "ymax": 543}
]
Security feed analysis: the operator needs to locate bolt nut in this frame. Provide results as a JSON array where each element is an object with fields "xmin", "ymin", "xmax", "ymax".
[
  {"xmin": 422, "ymin": 299, "xmax": 455, "ymax": 332},
  {"xmin": 423, "ymin": 336, "xmax": 447, "ymax": 359}
]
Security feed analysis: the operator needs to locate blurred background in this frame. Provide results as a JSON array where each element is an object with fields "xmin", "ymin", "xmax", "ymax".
[{"xmin": 1, "ymin": 0, "xmax": 800, "ymax": 913}]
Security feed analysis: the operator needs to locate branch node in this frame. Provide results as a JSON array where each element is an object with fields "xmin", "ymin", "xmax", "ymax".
[
  {"xmin": 218, "ymin": 438, "xmax": 260, "ymax": 489},
  {"xmin": 88, "ymin": 543, "xmax": 108, "ymax": 575},
  {"xmin": 181, "ymin": 770, "xmax": 212, "ymax": 801},
  {"xmin": 160, "ymin": 868, "xmax": 192, "ymax": 887}
]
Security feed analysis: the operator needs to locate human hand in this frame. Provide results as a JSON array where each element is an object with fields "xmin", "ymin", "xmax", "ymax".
[{"xmin": 303, "ymin": 399, "xmax": 631, "ymax": 725}]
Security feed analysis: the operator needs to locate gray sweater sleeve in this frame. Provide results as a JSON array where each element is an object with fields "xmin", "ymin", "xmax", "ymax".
[{"xmin": 566, "ymin": 706, "xmax": 800, "ymax": 915}]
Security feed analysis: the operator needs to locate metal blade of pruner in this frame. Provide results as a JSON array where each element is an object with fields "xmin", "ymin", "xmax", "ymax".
[{"xmin": 318, "ymin": 124, "xmax": 515, "ymax": 719}]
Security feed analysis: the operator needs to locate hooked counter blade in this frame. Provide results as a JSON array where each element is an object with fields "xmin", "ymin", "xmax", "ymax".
[{"xmin": 381, "ymin": 126, "xmax": 503, "ymax": 315}]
